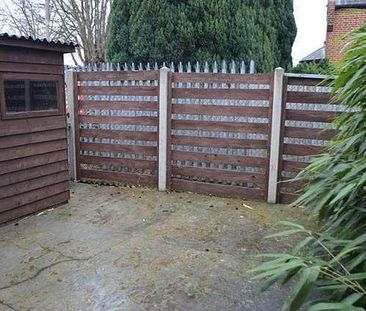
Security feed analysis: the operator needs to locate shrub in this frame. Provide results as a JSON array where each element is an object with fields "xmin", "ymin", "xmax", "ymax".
[
  {"xmin": 251, "ymin": 27, "xmax": 366, "ymax": 310},
  {"xmin": 290, "ymin": 59, "xmax": 333, "ymax": 75}
]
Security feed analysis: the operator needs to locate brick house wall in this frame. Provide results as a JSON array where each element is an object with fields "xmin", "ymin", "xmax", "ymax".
[{"xmin": 326, "ymin": 0, "xmax": 366, "ymax": 61}]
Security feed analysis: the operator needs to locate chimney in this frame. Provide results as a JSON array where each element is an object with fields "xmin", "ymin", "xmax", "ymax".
[{"xmin": 327, "ymin": 0, "xmax": 336, "ymax": 32}]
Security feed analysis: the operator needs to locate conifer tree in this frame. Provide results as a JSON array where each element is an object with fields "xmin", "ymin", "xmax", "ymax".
[{"xmin": 107, "ymin": 0, "xmax": 297, "ymax": 72}]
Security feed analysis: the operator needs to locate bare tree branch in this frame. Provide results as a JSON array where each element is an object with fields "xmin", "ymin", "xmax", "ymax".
[{"xmin": 0, "ymin": 0, "xmax": 111, "ymax": 65}]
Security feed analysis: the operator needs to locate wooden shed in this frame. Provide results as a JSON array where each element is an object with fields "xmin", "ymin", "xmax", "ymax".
[{"xmin": 0, "ymin": 34, "xmax": 75, "ymax": 224}]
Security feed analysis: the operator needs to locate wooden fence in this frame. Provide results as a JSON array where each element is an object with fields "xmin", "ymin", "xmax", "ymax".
[
  {"xmin": 278, "ymin": 74, "xmax": 342, "ymax": 203},
  {"xmin": 71, "ymin": 70, "xmax": 159, "ymax": 186},
  {"xmin": 66, "ymin": 68, "xmax": 342, "ymax": 204},
  {"xmin": 169, "ymin": 72, "xmax": 272, "ymax": 201}
]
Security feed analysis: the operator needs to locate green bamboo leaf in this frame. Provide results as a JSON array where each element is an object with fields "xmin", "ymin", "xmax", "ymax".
[
  {"xmin": 328, "ymin": 183, "xmax": 356, "ymax": 205},
  {"xmin": 281, "ymin": 266, "xmax": 320, "ymax": 311},
  {"xmin": 307, "ymin": 302, "xmax": 364, "ymax": 311},
  {"xmin": 251, "ymin": 261, "xmax": 307, "ymax": 281},
  {"xmin": 293, "ymin": 237, "xmax": 316, "ymax": 254},
  {"xmin": 266, "ymin": 229, "xmax": 307, "ymax": 239},
  {"xmin": 277, "ymin": 221, "xmax": 306, "ymax": 230}
]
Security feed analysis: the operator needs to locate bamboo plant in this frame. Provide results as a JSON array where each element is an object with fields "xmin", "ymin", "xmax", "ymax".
[{"xmin": 251, "ymin": 26, "xmax": 366, "ymax": 311}]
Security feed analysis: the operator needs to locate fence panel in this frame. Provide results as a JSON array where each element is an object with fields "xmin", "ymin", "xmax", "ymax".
[
  {"xmin": 75, "ymin": 70, "xmax": 160, "ymax": 186},
  {"xmin": 170, "ymin": 72, "xmax": 273, "ymax": 200},
  {"xmin": 278, "ymin": 76, "xmax": 343, "ymax": 203}
]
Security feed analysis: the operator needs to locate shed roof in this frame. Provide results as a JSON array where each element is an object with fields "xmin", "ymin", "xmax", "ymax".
[
  {"xmin": 0, "ymin": 33, "xmax": 76, "ymax": 53},
  {"xmin": 336, "ymin": 0, "xmax": 366, "ymax": 8},
  {"xmin": 300, "ymin": 47, "xmax": 326, "ymax": 63}
]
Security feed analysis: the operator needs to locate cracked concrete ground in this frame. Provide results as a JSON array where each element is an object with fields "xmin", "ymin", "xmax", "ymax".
[{"xmin": 0, "ymin": 182, "xmax": 309, "ymax": 311}]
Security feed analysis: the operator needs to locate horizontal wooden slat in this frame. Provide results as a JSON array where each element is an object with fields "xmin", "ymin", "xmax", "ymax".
[
  {"xmin": 172, "ymin": 88, "xmax": 269, "ymax": 100},
  {"xmin": 0, "ymin": 181, "xmax": 69, "ymax": 213},
  {"xmin": 78, "ymin": 86, "xmax": 158, "ymax": 96},
  {"xmin": 0, "ymin": 115, "xmax": 66, "ymax": 137},
  {"xmin": 287, "ymin": 77, "xmax": 330, "ymax": 87},
  {"xmin": 77, "ymin": 71, "xmax": 159, "ymax": 81},
  {"xmin": 283, "ymin": 144, "xmax": 324, "ymax": 156},
  {"xmin": 0, "ymin": 161, "xmax": 68, "ymax": 187},
  {"xmin": 0, "ymin": 46, "xmax": 64, "ymax": 65},
  {"xmin": 0, "ymin": 171, "xmax": 69, "ymax": 200},
  {"xmin": 0, "ymin": 128, "xmax": 66, "ymax": 149},
  {"xmin": 172, "ymin": 151, "xmax": 268, "ymax": 167},
  {"xmin": 0, "ymin": 150, "xmax": 68, "ymax": 175},
  {"xmin": 172, "ymin": 72, "xmax": 272, "ymax": 84},
  {"xmin": 80, "ymin": 142, "xmax": 157, "ymax": 155},
  {"xmin": 0, "ymin": 140, "xmax": 67, "ymax": 162},
  {"xmin": 172, "ymin": 178, "xmax": 265, "ymax": 200},
  {"xmin": 172, "ymin": 135, "xmax": 267, "ymax": 149},
  {"xmin": 280, "ymin": 179, "xmax": 309, "ymax": 191},
  {"xmin": 285, "ymin": 127, "xmax": 337, "ymax": 140},
  {"xmin": 79, "ymin": 115, "xmax": 158, "ymax": 126},
  {"xmin": 282, "ymin": 160, "xmax": 308, "ymax": 173},
  {"xmin": 279, "ymin": 192, "xmax": 300, "ymax": 204},
  {"xmin": 80, "ymin": 169, "xmax": 156, "ymax": 185},
  {"xmin": 172, "ymin": 166, "xmax": 266, "ymax": 185},
  {"xmin": 0, "ymin": 62, "xmax": 64, "ymax": 74},
  {"xmin": 0, "ymin": 191, "xmax": 69, "ymax": 224},
  {"xmin": 79, "ymin": 129, "xmax": 158, "ymax": 141},
  {"xmin": 172, "ymin": 104, "xmax": 268, "ymax": 117},
  {"xmin": 80, "ymin": 156, "xmax": 157, "ymax": 170},
  {"xmin": 79, "ymin": 101, "xmax": 158, "ymax": 111},
  {"xmin": 287, "ymin": 92, "xmax": 332, "ymax": 104},
  {"xmin": 286, "ymin": 109, "xmax": 340, "ymax": 123},
  {"xmin": 172, "ymin": 120, "xmax": 269, "ymax": 134}
]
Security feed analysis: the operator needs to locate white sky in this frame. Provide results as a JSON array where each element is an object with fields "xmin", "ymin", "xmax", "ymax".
[{"xmin": 292, "ymin": 0, "xmax": 328, "ymax": 64}]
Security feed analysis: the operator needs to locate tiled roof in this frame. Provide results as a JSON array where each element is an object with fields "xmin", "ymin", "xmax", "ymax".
[
  {"xmin": 300, "ymin": 47, "xmax": 326, "ymax": 63},
  {"xmin": 336, "ymin": 0, "xmax": 366, "ymax": 8},
  {"xmin": 0, "ymin": 33, "xmax": 76, "ymax": 49}
]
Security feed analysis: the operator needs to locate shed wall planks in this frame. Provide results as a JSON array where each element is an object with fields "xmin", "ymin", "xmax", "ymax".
[{"xmin": 0, "ymin": 44, "xmax": 70, "ymax": 224}]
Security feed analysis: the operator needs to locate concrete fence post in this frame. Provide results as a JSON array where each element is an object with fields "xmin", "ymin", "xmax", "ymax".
[
  {"xmin": 65, "ymin": 70, "xmax": 77, "ymax": 181},
  {"xmin": 267, "ymin": 67, "xmax": 285, "ymax": 203},
  {"xmin": 158, "ymin": 67, "xmax": 170, "ymax": 191}
]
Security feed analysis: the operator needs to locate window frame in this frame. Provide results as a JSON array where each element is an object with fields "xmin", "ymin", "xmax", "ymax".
[{"xmin": 0, "ymin": 73, "xmax": 64, "ymax": 120}]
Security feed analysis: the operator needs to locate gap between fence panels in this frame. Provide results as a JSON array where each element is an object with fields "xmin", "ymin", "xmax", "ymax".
[{"xmin": 65, "ymin": 66, "xmax": 339, "ymax": 204}]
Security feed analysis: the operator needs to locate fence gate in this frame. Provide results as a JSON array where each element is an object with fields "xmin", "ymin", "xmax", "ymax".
[
  {"xmin": 72, "ymin": 70, "xmax": 160, "ymax": 186},
  {"xmin": 169, "ymin": 72, "xmax": 273, "ymax": 200}
]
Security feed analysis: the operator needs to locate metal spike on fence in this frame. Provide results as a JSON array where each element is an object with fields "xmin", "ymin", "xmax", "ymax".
[
  {"xmin": 178, "ymin": 62, "xmax": 183, "ymax": 73},
  {"xmin": 154, "ymin": 62, "xmax": 159, "ymax": 70},
  {"xmin": 195, "ymin": 61, "xmax": 200, "ymax": 73},
  {"xmin": 221, "ymin": 60, "xmax": 227, "ymax": 73},
  {"xmin": 204, "ymin": 61, "xmax": 209, "ymax": 73},
  {"xmin": 146, "ymin": 62, "xmax": 151, "ymax": 71},
  {"xmin": 116, "ymin": 63, "xmax": 121, "ymax": 71},
  {"xmin": 213, "ymin": 61, "xmax": 218, "ymax": 73},
  {"xmin": 170, "ymin": 62, "xmax": 175, "ymax": 72},
  {"xmin": 230, "ymin": 60, "xmax": 236, "ymax": 74},
  {"xmin": 240, "ymin": 61, "xmax": 246, "ymax": 74},
  {"xmin": 131, "ymin": 63, "xmax": 136, "ymax": 71},
  {"xmin": 250, "ymin": 60, "xmax": 255, "ymax": 74},
  {"xmin": 124, "ymin": 63, "xmax": 128, "ymax": 71},
  {"xmin": 138, "ymin": 63, "xmax": 143, "ymax": 71},
  {"xmin": 162, "ymin": 62, "xmax": 166, "ymax": 68},
  {"xmin": 187, "ymin": 62, "xmax": 192, "ymax": 73},
  {"xmin": 87, "ymin": 63, "xmax": 92, "ymax": 72}
]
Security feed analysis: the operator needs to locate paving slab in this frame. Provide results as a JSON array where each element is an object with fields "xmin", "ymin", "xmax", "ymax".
[{"xmin": 0, "ymin": 182, "xmax": 308, "ymax": 311}]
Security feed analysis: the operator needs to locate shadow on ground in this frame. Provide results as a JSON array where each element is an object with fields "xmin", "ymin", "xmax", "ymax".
[{"xmin": 0, "ymin": 182, "xmax": 309, "ymax": 311}]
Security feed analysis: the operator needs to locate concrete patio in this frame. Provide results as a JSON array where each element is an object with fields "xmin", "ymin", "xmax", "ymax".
[{"xmin": 0, "ymin": 182, "xmax": 308, "ymax": 311}]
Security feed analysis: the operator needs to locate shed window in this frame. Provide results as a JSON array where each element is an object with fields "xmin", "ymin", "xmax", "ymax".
[
  {"xmin": 4, "ymin": 80, "xmax": 58, "ymax": 112},
  {"xmin": 1, "ymin": 73, "xmax": 63, "ymax": 119}
]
